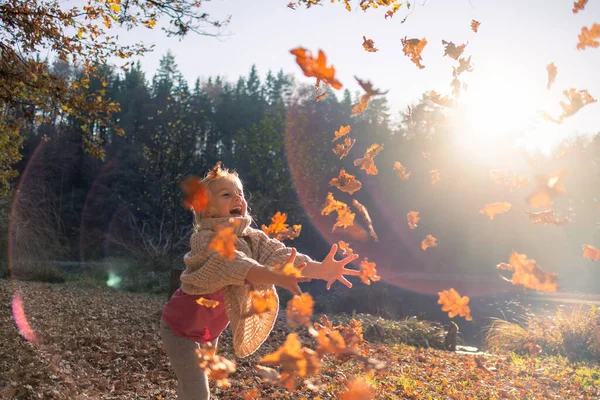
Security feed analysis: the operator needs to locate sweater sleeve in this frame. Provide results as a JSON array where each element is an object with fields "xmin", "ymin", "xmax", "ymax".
[
  {"xmin": 249, "ymin": 229, "xmax": 314, "ymax": 269},
  {"xmin": 180, "ymin": 230, "xmax": 262, "ymax": 295}
]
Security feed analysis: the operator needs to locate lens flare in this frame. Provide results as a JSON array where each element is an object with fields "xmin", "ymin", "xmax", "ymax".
[{"xmin": 11, "ymin": 292, "xmax": 38, "ymax": 344}]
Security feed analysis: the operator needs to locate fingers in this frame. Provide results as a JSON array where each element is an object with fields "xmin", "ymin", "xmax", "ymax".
[
  {"xmin": 326, "ymin": 278, "xmax": 334, "ymax": 291},
  {"xmin": 292, "ymin": 282, "xmax": 302, "ymax": 296},
  {"xmin": 299, "ymin": 277, "xmax": 312, "ymax": 283},
  {"xmin": 287, "ymin": 248, "xmax": 297, "ymax": 263},
  {"xmin": 342, "ymin": 268, "xmax": 361, "ymax": 276},
  {"xmin": 326, "ymin": 243, "xmax": 338, "ymax": 260},
  {"xmin": 339, "ymin": 253, "xmax": 359, "ymax": 266},
  {"xmin": 340, "ymin": 277, "xmax": 353, "ymax": 288},
  {"xmin": 295, "ymin": 262, "xmax": 307, "ymax": 270}
]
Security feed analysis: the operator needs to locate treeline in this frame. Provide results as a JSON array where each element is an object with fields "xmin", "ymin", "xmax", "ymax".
[{"xmin": 2, "ymin": 51, "xmax": 599, "ymax": 295}]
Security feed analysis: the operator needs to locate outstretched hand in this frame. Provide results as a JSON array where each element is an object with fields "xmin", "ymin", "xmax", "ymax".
[{"xmin": 320, "ymin": 243, "xmax": 360, "ymax": 290}]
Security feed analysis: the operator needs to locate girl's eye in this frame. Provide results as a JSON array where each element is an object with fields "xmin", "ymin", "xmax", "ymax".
[{"xmin": 222, "ymin": 193, "xmax": 230, "ymax": 197}]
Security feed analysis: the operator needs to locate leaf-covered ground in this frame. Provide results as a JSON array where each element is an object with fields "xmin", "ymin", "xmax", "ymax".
[{"xmin": 1, "ymin": 280, "xmax": 599, "ymax": 399}]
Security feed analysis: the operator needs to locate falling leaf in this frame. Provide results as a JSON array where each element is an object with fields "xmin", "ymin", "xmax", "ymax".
[
  {"xmin": 479, "ymin": 202, "xmax": 512, "ymax": 220},
  {"xmin": 442, "ymin": 40, "xmax": 467, "ymax": 60},
  {"xmin": 352, "ymin": 101, "xmax": 369, "ymax": 115},
  {"xmin": 321, "ymin": 192, "xmax": 356, "ymax": 231},
  {"xmin": 573, "ymin": 0, "xmax": 588, "ymax": 14},
  {"xmin": 260, "ymin": 333, "xmax": 321, "ymax": 378},
  {"xmin": 525, "ymin": 210, "xmax": 570, "ymax": 225},
  {"xmin": 407, "ymin": 211, "xmax": 420, "ymax": 229},
  {"xmin": 352, "ymin": 77, "xmax": 389, "ymax": 114},
  {"xmin": 429, "ymin": 90, "xmax": 453, "ymax": 107},
  {"xmin": 287, "ymin": 293, "xmax": 314, "ymax": 328},
  {"xmin": 362, "ymin": 36, "xmax": 378, "ymax": 52},
  {"xmin": 422, "ymin": 152, "xmax": 430, "ymax": 158},
  {"xmin": 330, "ymin": 169, "xmax": 362, "ymax": 195},
  {"xmin": 354, "ymin": 143, "xmax": 384, "ymax": 175},
  {"xmin": 352, "ymin": 199, "xmax": 378, "ymax": 242},
  {"xmin": 497, "ymin": 251, "xmax": 558, "ymax": 292},
  {"xmin": 196, "ymin": 344, "xmax": 236, "ymax": 388},
  {"xmin": 523, "ymin": 343, "xmax": 542, "ymax": 357},
  {"xmin": 430, "ymin": 169, "xmax": 440, "ymax": 184},
  {"xmin": 321, "ymin": 192, "xmax": 348, "ymax": 216},
  {"xmin": 208, "ymin": 219, "xmax": 240, "ymax": 260},
  {"xmin": 384, "ymin": 3, "xmax": 403, "ymax": 19},
  {"xmin": 180, "ymin": 176, "xmax": 209, "ymax": 212},
  {"xmin": 333, "ymin": 137, "xmax": 356, "ymax": 159},
  {"xmin": 196, "ymin": 297, "xmax": 220, "ymax": 308},
  {"xmin": 577, "ymin": 22, "xmax": 600, "ymax": 50},
  {"xmin": 546, "ymin": 63, "xmax": 557, "ymax": 90},
  {"xmin": 332, "ymin": 125, "xmax": 351, "ymax": 142},
  {"xmin": 525, "ymin": 168, "xmax": 566, "ymax": 209},
  {"xmin": 359, "ymin": 257, "xmax": 381, "ymax": 285},
  {"xmin": 290, "ymin": 47, "xmax": 343, "ymax": 89},
  {"xmin": 438, "ymin": 288, "xmax": 472, "ymax": 321},
  {"xmin": 340, "ymin": 377, "xmax": 374, "ymax": 400},
  {"xmin": 393, "ymin": 161, "xmax": 411, "ymax": 180},
  {"xmin": 262, "ymin": 211, "xmax": 302, "ymax": 241},
  {"xmin": 401, "ymin": 37, "xmax": 427, "ymax": 69},
  {"xmin": 471, "ymin": 19, "xmax": 481, "ymax": 33},
  {"xmin": 243, "ymin": 290, "xmax": 278, "ymax": 317},
  {"xmin": 421, "ymin": 234, "xmax": 437, "ymax": 251},
  {"xmin": 453, "ymin": 56, "xmax": 474, "ymax": 77},
  {"xmin": 255, "ymin": 364, "xmax": 282, "ymax": 387},
  {"xmin": 208, "ymin": 160, "xmax": 224, "ymax": 179},
  {"xmin": 334, "ymin": 207, "xmax": 356, "ymax": 231},
  {"xmin": 315, "ymin": 78, "xmax": 328, "ymax": 102},
  {"xmin": 338, "ymin": 240, "xmax": 354, "ymax": 255},
  {"xmin": 287, "ymin": 2, "xmax": 297, "ymax": 10},
  {"xmin": 583, "ymin": 244, "xmax": 600, "ymax": 261}
]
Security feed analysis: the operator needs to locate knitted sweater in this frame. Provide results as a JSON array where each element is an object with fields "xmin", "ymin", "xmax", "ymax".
[{"xmin": 179, "ymin": 215, "xmax": 312, "ymax": 357}]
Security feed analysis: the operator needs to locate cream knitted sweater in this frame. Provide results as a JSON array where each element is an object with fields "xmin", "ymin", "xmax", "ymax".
[{"xmin": 179, "ymin": 215, "xmax": 312, "ymax": 357}]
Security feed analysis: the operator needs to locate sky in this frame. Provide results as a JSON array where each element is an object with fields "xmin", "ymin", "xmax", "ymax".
[{"xmin": 118, "ymin": 0, "xmax": 600, "ymax": 153}]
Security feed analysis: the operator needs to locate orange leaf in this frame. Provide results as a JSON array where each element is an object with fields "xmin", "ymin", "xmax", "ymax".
[
  {"xmin": 453, "ymin": 56, "xmax": 474, "ymax": 77},
  {"xmin": 208, "ymin": 160, "xmax": 224, "ymax": 179},
  {"xmin": 497, "ymin": 251, "xmax": 558, "ymax": 292},
  {"xmin": 525, "ymin": 168, "xmax": 566, "ymax": 209},
  {"xmin": 362, "ymin": 36, "xmax": 378, "ymax": 52},
  {"xmin": 422, "ymin": 152, "xmax": 430, "ymax": 158},
  {"xmin": 290, "ymin": 47, "xmax": 342, "ymax": 89},
  {"xmin": 352, "ymin": 199, "xmax": 378, "ymax": 242},
  {"xmin": 583, "ymin": 244, "xmax": 600, "ymax": 261},
  {"xmin": 332, "ymin": 137, "xmax": 356, "ymax": 159},
  {"xmin": 332, "ymin": 125, "xmax": 351, "ymax": 142},
  {"xmin": 545, "ymin": 88, "xmax": 597, "ymax": 123},
  {"xmin": 359, "ymin": 257, "xmax": 381, "ymax": 285},
  {"xmin": 429, "ymin": 90, "xmax": 453, "ymax": 107},
  {"xmin": 525, "ymin": 210, "xmax": 570, "ymax": 225},
  {"xmin": 407, "ymin": 211, "xmax": 420, "ymax": 230},
  {"xmin": 442, "ymin": 40, "xmax": 467, "ymax": 60},
  {"xmin": 471, "ymin": 19, "xmax": 481, "ymax": 33},
  {"xmin": 351, "ymin": 77, "xmax": 389, "ymax": 114},
  {"xmin": 321, "ymin": 192, "xmax": 355, "ymax": 232},
  {"xmin": 321, "ymin": 192, "xmax": 348, "ymax": 216},
  {"xmin": 262, "ymin": 211, "xmax": 302, "ymax": 241},
  {"xmin": 430, "ymin": 169, "xmax": 440, "ymax": 184},
  {"xmin": 401, "ymin": 37, "xmax": 427, "ymax": 69},
  {"xmin": 334, "ymin": 207, "xmax": 356, "ymax": 231},
  {"xmin": 340, "ymin": 377, "xmax": 373, "ymax": 400},
  {"xmin": 523, "ymin": 342, "xmax": 542, "ymax": 357},
  {"xmin": 196, "ymin": 297, "xmax": 220, "ymax": 308},
  {"xmin": 196, "ymin": 344, "xmax": 236, "ymax": 387},
  {"xmin": 438, "ymin": 288, "xmax": 472, "ymax": 321},
  {"xmin": 479, "ymin": 202, "xmax": 512, "ymax": 220},
  {"xmin": 243, "ymin": 290, "xmax": 278, "ymax": 317},
  {"xmin": 354, "ymin": 143, "xmax": 384, "ymax": 175},
  {"xmin": 546, "ymin": 63, "xmax": 557, "ymax": 90},
  {"xmin": 287, "ymin": 293, "xmax": 314, "ymax": 328},
  {"xmin": 572, "ymin": 0, "xmax": 588, "ymax": 13},
  {"xmin": 260, "ymin": 333, "xmax": 321, "ymax": 378},
  {"xmin": 384, "ymin": 3, "xmax": 403, "ymax": 19},
  {"xmin": 421, "ymin": 234, "xmax": 437, "ymax": 251},
  {"xmin": 338, "ymin": 240, "xmax": 354, "ymax": 255},
  {"xmin": 329, "ymin": 169, "xmax": 362, "ymax": 195},
  {"xmin": 393, "ymin": 161, "xmax": 411, "ymax": 180},
  {"xmin": 577, "ymin": 23, "xmax": 600, "ymax": 50},
  {"xmin": 180, "ymin": 176, "xmax": 209, "ymax": 212},
  {"xmin": 208, "ymin": 219, "xmax": 240, "ymax": 260}
]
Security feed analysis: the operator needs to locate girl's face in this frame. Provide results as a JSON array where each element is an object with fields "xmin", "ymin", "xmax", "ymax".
[{"xmin": 206, "ymin": 178, "xmax": 247, "ymax": 218}]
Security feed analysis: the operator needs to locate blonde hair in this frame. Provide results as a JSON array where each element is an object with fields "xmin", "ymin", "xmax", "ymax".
[{"xmin": 193, "ymin": 162, "xmax": 250, "ymax": 225}]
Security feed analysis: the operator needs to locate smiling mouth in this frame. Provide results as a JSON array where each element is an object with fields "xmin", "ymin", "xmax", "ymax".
[{"xmin": 229, "ymin": 207, "xmax": 243, "ymax": 216}]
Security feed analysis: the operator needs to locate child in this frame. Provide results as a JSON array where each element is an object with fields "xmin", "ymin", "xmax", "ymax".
[{"xmin": 159, "ymin": 164, "xmax": 359, "ymax": 400}]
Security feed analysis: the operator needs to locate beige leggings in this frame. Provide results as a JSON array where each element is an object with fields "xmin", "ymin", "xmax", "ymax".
[{"xmin": 159, "ymin": 320, "xmax": 218, "ymax": 400}]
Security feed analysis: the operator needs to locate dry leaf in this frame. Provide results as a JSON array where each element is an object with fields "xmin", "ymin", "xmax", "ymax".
[
  {"xmin": 430, "ymin": 169, "xmax": 440, "ymax": 184},
  {"xmin": 471, "ymin": 19, "xmax": 481, "ymax": 33},
  {"xmin": 196, "ymin": 344, "xmax": 236, "ymax": 388},
  {"xmin": 321, "ymin": 192, "xmax": 355, "ymax": 231},
  {"xmin": 384, "ymin": 3, "xmax": 403, "ymax": 19},
  {"xmin": 180, "ymin": 176, "xmax": 209, "ymax": 212},
  {"xmin": 332, "ymin": 125, "xmax": 351, "ymax": 142},
  {"xmin": 338, "ymin": 240, "xmax": 354, "ymax": 256},
  {"xmin": 340, "ymin": 377, "xmax": 373, "ymax": 400},
  {"xmin": 393, "ymin": 161, "xmax": 411, "ymax": 180},
  {"xmin": 583, "ymin": 244, "xmax": 600, "ymax": 261},
  {"xmin": 354, "ymin": 143, "xmax": 384, "ymax": 175},
  {"xmin": 260, "ymin": 333, "xmax": 321, "ymax": 378},
  {"xmin": 329, "ymin": 169, "xmax": 362, "ymax": 195},
  {"xmin": 523, "ymin": 342, "xmax": 542, "ymax": 357},
  {"xmin": 442, "ymin": 40, "xmax": 467, "ymax": 60},
  {"xmin": 196, "ymin": 297, "xmax": 220, "ymax": 308},
  {"xmin": 208, "ymin": 219, "xmax": 240, "ymax": 260},
  {"xmin": 497, "ymin": 251, "xmax": 558, "ymax": 292},
  {"xmin": 525, "ymin": 168, "xmax": 566, "ymax": 209},
  {"xmin": 287, "ymin": 293, "xmax": 314, "ymax": 328},
  {"xmin": 576, "ymin": 23, "xmax": 600, "ymax": 50},
  {"xmin": 333, "ymin": 137, "xmax": 356, "ymax": 159},
  {"xmin": 243, "ymin": 290, "xmax": 278, "ymax": 317},
  {"xmin": 573, "ymin": 0, "xmax": 588, "ymax": 13},
  {"xmin": 407, "ymin": 211, "xmax": 420, "ymax": 230},
  {"xmin": 362, "ymin": 36, "xmax": 378, "ymax": 52},
  {"xmin": 525, "ymin": 210, "xmax": 570, "ymax": 225},
  {"xmin": 401, "ymin": 37, "xmax": 427, "ymax": 69},
  {"xmin": 352, "ymin": 199, "xmax": 378, "ymax": 242},
  {"xmin": 453, "ymin": 56, "xmax": 474, "ymax": 77},
  {"xmin": 438, "ymin": 288, "xmax": 472, "ymax": 321},
  {"xmin": 429, "ymin": 90, "xmax": 453, "ymax": 107},
  {"xmin": 262, "ymin": 211, "xmax": 302, "ymax": 241},
  {"xmin": 546, "ymin": 63, "xmax": 557, "ymax": 90},
  {"xmin": 290, "ymin": 47, "xmax": 342, "ymax": 89},
  {"xmin": 421, "ymin": 234, "xmax": 437, "ymax": 251},
  {"xmin": 351, "ymin": 77, "xmax": 389, "ymax": 115},
  {"xmin": 359, "ymin": 257, "xmax": 381, "ymax": 285},
  {"xmin": 479, "ymin": 202, "xmax": 512, "ymax": 220}
]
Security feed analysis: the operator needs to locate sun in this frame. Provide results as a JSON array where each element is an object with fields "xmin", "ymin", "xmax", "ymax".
[{"xmin": 450, "ymin": 68, "xmax": 562, "ymax": 162}]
